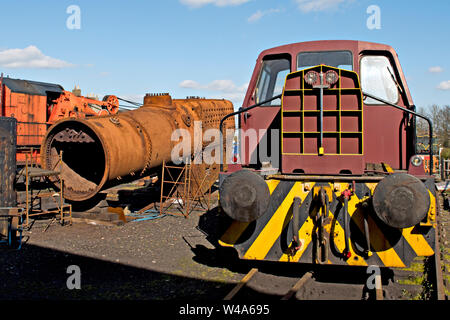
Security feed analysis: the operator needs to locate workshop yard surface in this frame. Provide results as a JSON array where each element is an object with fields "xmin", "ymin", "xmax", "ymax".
[{"xmin": 0, "ymin": 212, "xmax": 241, "ymax": 300}]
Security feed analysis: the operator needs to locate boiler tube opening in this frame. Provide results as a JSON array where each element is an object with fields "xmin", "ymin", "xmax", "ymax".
[{"xmin": 44, "ymin": 121, "xmax": 107, "ymax": 201}]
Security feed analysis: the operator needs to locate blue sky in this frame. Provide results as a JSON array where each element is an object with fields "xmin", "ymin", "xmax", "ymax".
[{"xmin": 0, "ymin": 0, "xmax": 449, "ymax": 110}]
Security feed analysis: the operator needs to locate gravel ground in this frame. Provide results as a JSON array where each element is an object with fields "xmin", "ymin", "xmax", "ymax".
[
  {"xmin": 2, "ymin": 192, "xmax": 448, "ymax": 301},
  {"xmin": 0, "ymin": 208, "xmax": 243, "ymax": 300}
]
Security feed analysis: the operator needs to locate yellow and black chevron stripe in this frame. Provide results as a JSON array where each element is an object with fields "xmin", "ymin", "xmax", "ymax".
[{"xmin": 219, "ymin": 179, "xmax": 436, "ymax": 268}]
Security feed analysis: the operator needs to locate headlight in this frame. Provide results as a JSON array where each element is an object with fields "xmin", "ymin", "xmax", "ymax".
[
  {"xmin": 304, "ymin": 71, "xmax": 319, "ymax": 85},
  {"xmin": 325, "ymin": 70, "xmax": 339, "ymax": 85},
  {"xmin": 410, "ymin": 155, "xmax": 423, "ymax": 167}
]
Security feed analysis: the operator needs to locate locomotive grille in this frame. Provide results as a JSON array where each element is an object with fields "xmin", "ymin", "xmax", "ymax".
[
  {"xmin": 280, "ymin": 65, "xmax": 365, "ymax": 175},
  {"xmin": 281, "ymin": 65, "xmax": 363, "ymax": 155}
]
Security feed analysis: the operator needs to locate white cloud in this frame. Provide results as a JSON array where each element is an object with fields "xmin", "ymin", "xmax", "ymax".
[
  {"xmin": 437, "ymin": 80, "xmax": 450, "ymax": 91},
  {"xmin": 180, "ymin": 0, "xmax": 250, "ymax": 8},
  {"xmin": 180, "ymin": 80, "xmax": 201, "ymax": 89},
  {"xmin": 429, "ymin": 66, "xmax": 443, "ymax": 73},
  {"xmin": 248, "ymin": 10, "xmax": 264, "ymax": 23},
  {"xmin": 181, "ymin": 79, "xmax": 247, "ymax": 92},
  {"xmin": 295, "ymin": 0, "xmax": 351, "ymax": 12},
  {"xmin": 247, "ymin": 8, "xmax": 281, "ymax": 23},
  {"xmin": 0, "ymin": 46, "xmax": 73, "ymax": 69},
  {"xmin": 180, "ymin": 79, "xmax": 248, "ymax": 105}
]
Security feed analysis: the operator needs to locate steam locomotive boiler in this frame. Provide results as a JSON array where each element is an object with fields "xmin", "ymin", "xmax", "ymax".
[
  {"xmin": 41, "ymin": 93, "xmax": 234, "ymax": 202},
  {"xmin": 218, "ymin": 41, "xmax": 436, "ymax": 268}
]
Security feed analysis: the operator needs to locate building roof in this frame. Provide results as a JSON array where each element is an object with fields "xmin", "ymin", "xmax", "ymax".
[{"xmin": 2, "ymin": 77, "xmax": 64, "ymax": 96}]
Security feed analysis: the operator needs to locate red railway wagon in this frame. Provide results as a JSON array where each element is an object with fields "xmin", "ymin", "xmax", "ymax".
[{"xmin": 0, "ymin": 74, "xmax": 118, "ymax": 164}]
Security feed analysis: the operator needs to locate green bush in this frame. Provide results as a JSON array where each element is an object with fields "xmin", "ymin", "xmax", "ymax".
[{"xmin": 441, "ymin": 148, "xmax": 450, "ymax": 159}]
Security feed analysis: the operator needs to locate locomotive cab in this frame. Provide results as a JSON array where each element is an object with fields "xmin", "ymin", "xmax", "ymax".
[{"xmin": 218, "ymin": 41, "xmax": 436, "ymax": 268}]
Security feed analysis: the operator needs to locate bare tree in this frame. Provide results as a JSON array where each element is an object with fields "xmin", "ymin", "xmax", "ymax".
[
  {"xmin": 416, "ymin": 106, "xmax": 429, "ymax": 137},
  {"xmin": 416, "ymin": 104, "xmax": 450, "ymax": 156},
  {"xmin": 441, "ymin": 105, "xmax": 450, "ymax": 148}
]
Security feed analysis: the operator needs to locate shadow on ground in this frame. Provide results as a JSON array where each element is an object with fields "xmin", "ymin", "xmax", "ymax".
[
  {"xmin": 191, "ymin": 207, "xmax": 397, "ymax": 300},
  {"xmin": 0, "ymin": 242, "xmax": 237, "ymax": 300}
]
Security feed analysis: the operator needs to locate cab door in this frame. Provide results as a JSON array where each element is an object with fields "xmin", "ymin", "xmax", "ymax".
[
  {"xmin": 240, "ymin": 54, "xmax": 291, "ymax": 167},
  {"xmin": 360, "ymin": 53, "xmax": 412, "ymax": 170}
]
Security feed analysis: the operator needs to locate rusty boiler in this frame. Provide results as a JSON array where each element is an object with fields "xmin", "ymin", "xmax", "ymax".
[{"xmin": 41, "ymin": 93, "xmax": 235, "ymax": 202}]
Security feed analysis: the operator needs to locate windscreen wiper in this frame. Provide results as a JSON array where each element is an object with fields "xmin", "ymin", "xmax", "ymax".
[{"xmin": 387, "ymin": 66, "xmax": 403, "ymax": 95}]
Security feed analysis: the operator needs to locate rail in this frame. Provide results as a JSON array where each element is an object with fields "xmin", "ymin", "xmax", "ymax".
[{"xmin": 223, "ymin": 268, "xmax": 314, "ymax": 301}]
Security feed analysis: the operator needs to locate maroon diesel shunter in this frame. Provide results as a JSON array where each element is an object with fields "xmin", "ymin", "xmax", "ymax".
[{"xmin": 217, "ymin": 41, "xmax": 436, "ymax": 268}]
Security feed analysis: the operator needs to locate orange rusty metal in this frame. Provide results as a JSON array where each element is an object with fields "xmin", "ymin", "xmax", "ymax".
[
  {"xmin": 0, "ymin": 76, "xmax": 119, "ymax": 164},
  {"xmin": 48, "ymin": 91, "xmax": 119, "ymax": 121},
  {"xmin": 2, "ymin": 88, "xmax": 47, "ymax": 146},
  {"xmin": 41, "ymin": 93, "xmax": 234, "ymax": 202}
]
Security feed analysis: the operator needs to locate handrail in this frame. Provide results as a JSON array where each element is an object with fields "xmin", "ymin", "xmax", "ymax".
[
  {"xmin": 219, "ymin": 91, "xmax": 433, "ymax": 175},
  {"xmin": 219, "ymin": 94, "xmax": 282, "ymax": 172}
]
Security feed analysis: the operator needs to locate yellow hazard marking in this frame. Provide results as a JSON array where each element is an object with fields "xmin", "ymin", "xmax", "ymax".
[
  {"xmin": 348, "ymin": 194, "xmax": 405, "ymax": 268},
  {"xmin": 280, "ymin": 182, "xmax": 367, "ymax": 265},
  {"xmin": 364, "ymin": 183, "xmax": 377, "ymax": 194},
  {"xmin": 327, "ymin": 188, "xmax": 366, "ymax": 266},
  {"xmin": 325, "ymin": 183, "xmax": 367, "ymax": 266},
  {"xmin": 403, "ymin": 190, "xmax": 435, "ymax": 256},
  {"xmin": 219, "ymin": 179, "xmax": 280, "ymax": 247},
  {"xmin": 421, "ymin": 190, "xmax": 436, "ymax": 227},
  {"xmin": 280, "ymin": 201, "xmax": 368, "ymax": 266},
  {"xmin": 382, "ymin": 163, "xmax": 394, "ymax": 173},
  {"xmin": 221, "ymin": 180, "xmax": 433, "ymax": 268},
  {"xmin": 244, "ymin": 183, "xmax": 303, "ymax": 260},
  {"xmin": 279, "ymin": 214, "xmax": 315, "ymax": 262},
  {"xmin": 277, "ymin": 181, "xmax": 313, "ymax": 262},
  {"xmin": 330, "ymin": 217, "xmax": 368, "ymax": 266},
  {"xmin": 402, "ymin": 226, "xmax": 434, "ymax": 257},
  {"xmin": 266, "ymin": 179, "xmax": 280, "ymax": 195},
  {"xmin": 219, "ymin": 220, "xmax": 250, "ymax": 247},
  {"xmin": 333, "ymin": 183, "xmax": 406, "ymax": 267}
]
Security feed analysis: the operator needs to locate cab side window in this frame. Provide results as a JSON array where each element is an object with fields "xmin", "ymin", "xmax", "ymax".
[
  {"xmin": 255, "ymin": 57, "xmax": 290, "ymax": 106},
  {"xmin": 360, "ymin": 55, "xmax": 399, "ymax": 104}
]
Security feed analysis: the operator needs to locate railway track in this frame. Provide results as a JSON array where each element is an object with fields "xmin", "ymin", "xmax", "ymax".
[
  {"xmin": 223, "ymin": 262, "xmax": 442, "ymax": 300},
  {"xmin": 222, "ymin": 192, "xmax": 449, "ymax": 301},
  {"xmin": 222, "ymin": 265, "xmax": 382, "ymax": 300}
]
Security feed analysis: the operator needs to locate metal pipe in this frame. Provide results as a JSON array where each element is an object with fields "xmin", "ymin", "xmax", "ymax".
[
  {"xmin": 315, "ymin": 188, "xmax": 329, "ymax": 264},
  {"xmin": 363, "ymin": 209, "xmax": 371, "ymax": 257},
  {"xmin": 343, "ymin": 194, "xmax": 350, "ymax": 258},
  {"xmin": 291, "ymin": 196, "xmax": 302, "ymax": 249},
  {"xmin": 319, "ymin": 73, "xmax": 324, "ymax": 153}
]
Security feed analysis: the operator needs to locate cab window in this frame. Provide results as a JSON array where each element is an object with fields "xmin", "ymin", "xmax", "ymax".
[
  {"xmin": 297, "ymin": 51, "xmax": 353, "ymax": 71},
  {"xmin": 361, "ymin": 55, "xmax": 399, "ymax": 104},
  {"xmin": 255, "ymin": 57, "xmax": 290, "ymax": 106}
]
